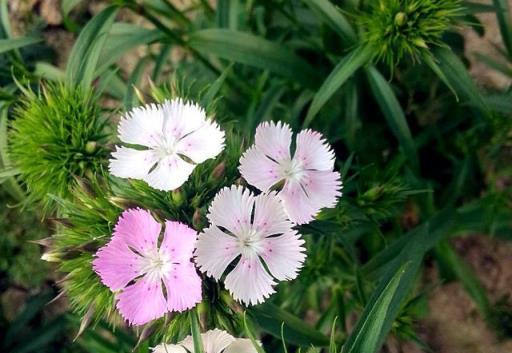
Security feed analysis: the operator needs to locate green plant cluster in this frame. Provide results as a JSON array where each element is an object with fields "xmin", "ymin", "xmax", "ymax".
[{"xmin": 0, "ymin": 0, "xmax": 511, "ymax": 352}]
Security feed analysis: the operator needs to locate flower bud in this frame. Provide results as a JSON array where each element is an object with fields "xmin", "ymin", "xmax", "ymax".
[
  {"xmin": 85, "ymin": 141, "xmax": 97, "ymax": 154},
  {"xmin": 394, "ymin": 12, "xmax": 407, "ymax": 26},
  {"xmin": 41, "ymin": 251, "xmax": 62, "ymax": 262},
  {"xmin": 210, "ymin": 161, "xmax": 226, "ymax": 181},
  {"xmin": 171, "ymin": 189, "xmax": 184, "ymax": 206}
]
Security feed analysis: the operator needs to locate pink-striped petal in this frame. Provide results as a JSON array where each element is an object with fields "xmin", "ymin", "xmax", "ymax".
[
  {"xmin": 224, "ymin": 255, "xmax": 276, "ymax": 306},
  {"xmin": 259, "ymin": 231, "xmax": 306, "ymax": 281},
  {"xmin": 164, "ymin": 262, "xmax": 202, "ymax": 312},
  {"xmin": 118, "ymin": 104, "xmax": 164, "ymax": 147},
  {"xmin": 195, "ymin": 226, "xmax": 239, "ymax": 279},
  {"xmin": 206, "ymin": 186, "xmax": 254, "ymax": 236},
  {"xmin": 294, "ymin": 129, "xmax": 335, "ymax": 171},
  {"xmin": 224, "ymin": 339, "xmax": 260, "ymax": 353},
  {"xmin": 161, "ymin": 221, "xmax": 197, "ymax": 262},
  {"xmin": 279, "ymin": 180, "xmax": 317, "ymax": 225},
  {"xmin": 254, "ymin": 121, "xmax": 292, "ymax": 162},
  {"xmin": 109, "ymin": 147, "xmax": 158, "ymax": 179},
  {"xmin": 181, "ymin": 329, "xmax": 236, "ymax": 353},
  {"xmin": 113, "ymin": 208, "xmax": 161, "ymax": 256},
  {"xmin": 152, "ymin": 344, "xmax": 187, "ymax": 353},
  {"xmin": 252, "ymin": 191, "xmax": 292, "ymax": 237},
  {"xmin": 92, "ymin": 238, "xmax": 142, "ymax": 291},
  {"xmin": 116, "ymin": 278, "xmax": 168, "ymax": 326},
  {"xmin": 239, "ymin": 146, "xmax": 282, "ymax": 191},
  {"xmin": 162, "ymin": 99, "xmax": 208, "ymax": 140},
  {"xmin": 143, "ymin": 155, "xmax": 195, "ymax": 191},
  {"xmin": 176, "ymin": 120, "xmax": 225, "ymax": 164}
]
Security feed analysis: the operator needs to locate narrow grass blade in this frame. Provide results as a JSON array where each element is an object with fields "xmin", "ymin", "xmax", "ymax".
[
  {"xmin": 365, "ymin": 66, "xmax": 419, "ymax": 171},
  {"xmin": 431, "ymin": 47, "xmax": 489, "ymax": 116},
  {"xmin": 62, "ymin": 0, "xmax": 83, "ymax": 17},
  {"xmin": 188, "ymin": 29, "xmax": 318, "ymax": 88},
  {"xmin": 190, "ymin": 310, "xmax": 204, "ymax": 353},
  {"xmin": 0, "ymin": 37, "xmax": 42, "ymax": 54},
  {"xmin": 66, "ymin": 5, "xmax": 118, "ymax": 87},
  {"xmin": 303, "ymin": 0, "xmax": 356, "ymax": 45},
  {"xmin": 435, "ymin": 240, "xmax": 491, "ymax": 319},
  {"xmin": 250, "ymin": 303, "xmax": 330, "ymax": 347},
  {"xmin": 304, "ymin": 46, "xmax": 372, "ymax": 127},
  {"xmin": 342, "ymin": 224, "xmax": 430, "ymax": 353},
  {"xmin": 492, "ymin": 0, "xmax": 512, "ymax": 57}
]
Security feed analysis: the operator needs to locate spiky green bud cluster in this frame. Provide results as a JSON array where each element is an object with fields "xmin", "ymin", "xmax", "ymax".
[
  {"xmin": 8, "ymin": 83, "xmax": 109, "ymax": 213},
  {"xmin": 361, "ymin": 0, "xmax": 463, "ymax": 67}
]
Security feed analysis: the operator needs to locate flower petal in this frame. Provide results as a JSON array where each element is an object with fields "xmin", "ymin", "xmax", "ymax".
[
  {"xmin": 113, "ymin": 208, "xmax": 162, "ymax": 256},
  {"xmin": 224, "ymin": 255, "xmax": 276, "ymax": 306},
  {"xmin": 92, "ymin": 238, "xmax": 143, "ymax": 291},
  {"xmin": 195, "ymin": 226, "xmax": 240, "ymax": 279},
  {"xmin": 162, "ymin": 99, "xmax": 207, "ymax": 140},
  {"xmin": 161, "ymin": 221, "xmax": 197, "ymax": 263},
  {"xmin": 253, "ymin": 192, "xmax": 293, "ymax": 237},
  {"xmin": 176, "ymin": 120, "xmax": 225, "ymax": 164},
  {"xmin": 143, "ymin": 155, "xmax": 195, "ymax": 191},
  {"xmin": 181, "ymin": 329, "xmax": 236, "ymax": 353},
  {"xmin": 294, "ymin": 129, "xmax": 335, "ymax": 171},
  {"xmin": 206, "ymin": 186, "xmax": 254, "ymax": 236},
  {"xmin": 279, "ymin": 170, "xmax": 342, "ymax": 225},
  {"xmin": 164, "ymin": 262, "xmax": 202, "ymax": 312},
  {"xmin": 109, "ymin": 146, "xmax": 157, "ymax": 179},
  {"xmin": 116, "ymin": 278, "xmax": 168, "ymax": 326},
  {"xmin": 224, "ymin": 339, "xmax": 260, "ymax": 353},
  {"xmin": 152, "ymin": 344, "xmax": 187, "ymax": 353},
  {"xmin": 259, "ymin": 231, "xmax": 306, "ymax": 281},
  {"xmin": 239, "ymin": 146, "xmax": 282, "ymax": 191},
  {"xmin": 254, "ymin": 121, "xmax": 292, "ymax": 162},
  {"xmin": 118, "ymin": 104, "xmax": 164, "ymax": 147}
]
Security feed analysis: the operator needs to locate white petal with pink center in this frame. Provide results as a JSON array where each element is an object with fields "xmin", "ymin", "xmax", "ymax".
[
  {"xmin": 109, "ymin": 99, "xmax": 225, "ymax": 191},
  {"xmin": 195, "ymin": 186, "xmax": 306, "ymax": 306},
  {"xmin": 239, "ymin": 121, "xmax": 342, "ymax": 225}
]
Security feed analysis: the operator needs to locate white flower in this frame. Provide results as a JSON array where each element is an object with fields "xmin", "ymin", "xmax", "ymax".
[
  {"xmin": 239, "ymin": 121, "xmax": 342, "ymax": 225},
  {"xmin": 109, "ymin": 99, "xmax": 225, "ymax": 191},
  {"xmin": 195, "ymin": 186, "xmax": 306, "ymax": 306},
  {"xmin": 152, "ymin": 329, "xmax": 259, "ymax": 353}
]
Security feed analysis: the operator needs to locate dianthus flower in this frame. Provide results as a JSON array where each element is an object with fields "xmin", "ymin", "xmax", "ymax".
[
  {"xmin": 195, "ymin": 186, "xmax": 306, "ymax": 305},
  {"xmin": 109, "ymin": 99, "xmax": 225, "ymax": 191},
  {"xmin": 152, "ymin": 329, "xmax": 259, "ymax": 353},
  {"xmin": 93, "ymin": 208, "xmax": 201, "ymax": 325},
  {"xmin": 239, "ymin": 121, "xmax": 342, "ymax": 224}
]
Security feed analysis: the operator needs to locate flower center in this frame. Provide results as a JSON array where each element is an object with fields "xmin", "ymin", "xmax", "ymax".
[
  {"xmin": 238, "ymin": 228, "xmax": 261, "ymax": 257},
  {"xmin": 141, "ymin": 249, "xmax": 172, "ymax": 282},
  {"xmin": 280, "ymin": 158, "xmax": 304, "ymax": 181}
]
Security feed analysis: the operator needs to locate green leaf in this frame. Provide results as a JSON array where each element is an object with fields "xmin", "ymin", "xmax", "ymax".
[
  {"xmin": 0, "ymin": 106, "xmax": 24, "ymax": 200},
  {"xmin": 34, "ymin": 62, "xmax": 66, "ymax": 81},
  {"xmin": 243, "ymin": 313, "xmax": 267, "ymax": 353},
  {"xmin": 62, "ymin": 0, "xmax": 83, "ymax": 17},
  {"xmin": 0, "ymin": 0, "xmax": 12, "ymax": 39},
  {"xmin": 0, "ymin": 37, "xmax": 42, "ymax": 54},
  {"xmin": 188, "ymin": 29, "xmax": 318, "ymax": 88},
  {"xmin": 66, "ymin": 5, "xmax": 118, "ymax": 87},
  {"xmin": 435, "ymin": 240, "xmax": 491, "ymax": 319},
  {"xmin": 303, "ymin": 0, "xmax": 356, "ymax": 45},
  {"xmin": 304, "ymin": 46, "xmax": 372, "ymax": 127},
  {"xmin": 250, "ymin": 303, "xmax": 330, "ymax": 347},
  {"xmin": 96, "ymin": 23, "xmax": 165, "ymax": 75},
  {"xmin": 431, "ymin": 47, "xmax": 489, "ymax": 116},
  {"xmin": 365, "ymin": 66, "xmax": 419, "ymax": 171},
  {"xmin": 123, "ymin": 57, "xmax": 150, "ymax": 110},
  {"xmin": 342, "ymin": 225, "xmax": 430, "ymax": 353},
  {"xmin": 201, "ymin": 64, "xmax": 232, "ymax": 106},
  {"xmin": 217, "ymin": 0, "xmax": 239, "ymax": 30},
  {"xmin": 190, "ymin": 310, "xmax": 204, "ymax": 353},
  {"xmin": 492, "ymin": 0, "xmax": 512, "ymax": 57}
]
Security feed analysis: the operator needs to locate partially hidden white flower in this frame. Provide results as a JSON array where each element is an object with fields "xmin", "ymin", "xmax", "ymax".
[
  {"xmin": 152, "ymin": 329, "xmax": 259, "ymax": 353},
  {"xmin": 195, "ymin": 186, "xmax": 306, "ymax": 306},
  {"xmin": 109, "ymin": 99, "xmax": 225, "ymax": 191},
  {"xmin": 239, "ymin": 121, "xmax": 342, "ymax": 225}
]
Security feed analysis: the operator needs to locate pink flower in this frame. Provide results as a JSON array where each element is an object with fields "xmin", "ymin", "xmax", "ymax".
[
  {"xmin": 195, "ymin": 186, "xmax": 306, "ymax": 306},
  {"xmin": 93, "ymin": 208, "xmax": 201, "ymax": 325},
  {"xmin": 239, "ymin": 121, "xmax": 342, "ymax": 225}
]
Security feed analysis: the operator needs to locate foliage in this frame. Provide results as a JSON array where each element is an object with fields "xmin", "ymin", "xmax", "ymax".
[
  {"xmin": 0, "ymin": 0, "xmax": 511, "ymax": 353},
  {"xmin": 8, "ymin": 83, "xmax": 110, "ymax": 213}
]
